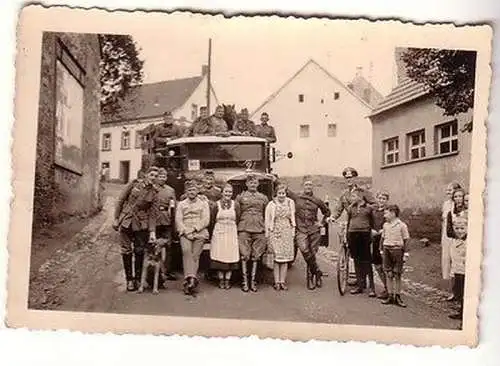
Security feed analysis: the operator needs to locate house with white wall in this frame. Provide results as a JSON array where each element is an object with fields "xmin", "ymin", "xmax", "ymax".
[
  {"xmin": 251, "ymin": 59, "xmax": 378, "ymax": 177},
  {"xmin": 100, "ymin": 65, "xmax": 219, "ymax": 183}
]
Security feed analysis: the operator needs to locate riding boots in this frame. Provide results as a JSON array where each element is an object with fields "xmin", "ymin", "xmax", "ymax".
[
  {"xmin": 122, "ymin": 254, "xmax": 135, "ymax": 291},
  {"xmin": 134, "ymin": 252, "xmax": 144, "ymax": 289},
  {"xmin": 241, "ymin": 260, "xmax": 249, "ymax": 292},
  {"xmin": 250, "ymin": 261, "xmax": 258, "ymax": 292}
]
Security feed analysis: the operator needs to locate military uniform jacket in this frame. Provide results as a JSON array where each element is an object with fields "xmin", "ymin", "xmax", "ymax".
[
  {"xmin": 201, "ymin": 185, "xmax": 222, "ymax": 202},
  {"xmin": 235, "ymin": 191, "xmax": 269, "ymax": 233},
  {"xmin": 150, "ymin": 183, "xmax": 176, "ymax": 228},
  {"xmin": 114, "ymin": 179, "xmax": 157, "ymax": 232},
  {"xmin": 332, "ymin": 186, "xmax": 376, "ymax": 231},
  {"xmin": 287, "ymin": 190, "xmax": 330, "ymax": 234},
  {"xmin": 233, "ymin": 119, "xmax": 257, "ymax": 136},
  {"xmin": 255, "ymin": 124, "xmax": 277, "ymax": 143},
  {"xmin": 185, "ymin": 117, "xmax": 212, "ymax": 136},
  {"xmin": 209, "ymin": 117, "xmax": 229, "ymax": 134},
  {"xmin": 153, "ymin": 123, "xmax": 183, "ymax": 142}
]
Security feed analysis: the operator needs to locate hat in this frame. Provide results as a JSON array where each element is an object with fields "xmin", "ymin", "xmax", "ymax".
[
  {"xmin": 157, "ymin": 167, "xmax": 167, "ymax": 175},
  {"xmin": 184, "ymin": 180, "xmax": 197, "ymax": 189},
  {"xmin": 342, "ymin": 167, "xmax": 358, "ymax": 178},
  {"xmin": 163, "ymin": 111, "xmax": 173, "ymax": 116},
  {"xmin": 246, "ymin": 173, "xmax": 259, "ymax": 182},
  {"xmin": 204, "ymin": 170, "xmax": 215, "ymax": 177}
]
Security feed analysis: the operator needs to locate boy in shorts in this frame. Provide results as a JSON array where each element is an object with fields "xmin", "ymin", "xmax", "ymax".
[{"xmin": 380, "ymin": 204, "xmax": 410, "ymax": 307}]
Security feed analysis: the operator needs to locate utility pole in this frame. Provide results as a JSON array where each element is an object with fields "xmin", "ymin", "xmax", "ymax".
[{"xmin": 206, "ymin": 38, "xmax": 212, "ymax": 113}]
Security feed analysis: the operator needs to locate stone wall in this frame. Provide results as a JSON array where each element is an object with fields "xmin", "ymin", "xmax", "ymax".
[{"xmin": 33, "ymin": 32, "xmax": 102, "ymax": 228}]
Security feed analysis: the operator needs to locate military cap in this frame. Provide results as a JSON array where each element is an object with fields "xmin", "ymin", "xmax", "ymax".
[
  {"xmin": 246, "ymin": 173, "xmax": 259, "ymax": 182},
  {"xmin": 342, "ymin": 167, "xmax": 358, "ymax": 178},
  {"xmin": 184, "ymin": 180, "xmax": 197, "ymax": 189}
]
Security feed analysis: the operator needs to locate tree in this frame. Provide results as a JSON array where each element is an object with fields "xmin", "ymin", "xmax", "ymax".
[
  {"xmin": 401, "ymin": 48, "xmax": 476, "ymax": 132},
  {"xmin": 99, "ymin": 34, "xmax": 144, "ymax": 118}
]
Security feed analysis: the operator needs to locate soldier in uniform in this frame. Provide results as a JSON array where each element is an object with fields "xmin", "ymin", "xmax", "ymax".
[
  {"xmin": 233, "ymin": 108, "xmax": 256, "ymax": 136},
  {"xmin": 235, "ymin": 174, "xmax": 269, "ymax": 292},
  {"xmin": 185, "ymin": 106, "xmax": 211, "ymax": 136},
  {"xmin": 151, "ymin": 167, "xmax": 177, "ymax": 282},
  {"xmin": 208, "ymin": 105, "xmax": 229, "ymax": 134},
  {"xmin": 153, "ymin": 111, "xmax": 184, "ymax": 150},
  {"xmin": 113, "ymin": 167, "xmax": 159, "ymax": 291},
  {"xmin": 286, "ymin": 176, "xmax": 331, "ymax": 290},
  {"xmin": 331, "ymin": 167, "xmax": 376, "ymax": 293},
  {"xmin": 255, "ymin": 112, "xmax": 277, "ymax": 143}
]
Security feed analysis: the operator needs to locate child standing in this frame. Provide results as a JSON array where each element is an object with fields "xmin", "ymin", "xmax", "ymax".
[
  {"xmin": 448, "ymin": 216, "xmax": 467, "ymax": 320},
  {"xmin": 371, "ymin": 191, "xmax": 389, "ymax": 299},
  {"xmin": 380, "ymin": 204, "xmax": 410, "ymax": 307}
]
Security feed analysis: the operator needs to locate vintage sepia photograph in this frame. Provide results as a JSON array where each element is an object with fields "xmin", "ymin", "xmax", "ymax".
[{"xmin": 7, "ymin": 5, "xmax": 492, "ymax": 346}]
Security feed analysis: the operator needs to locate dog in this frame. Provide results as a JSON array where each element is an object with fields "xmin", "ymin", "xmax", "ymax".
[{"xmin": 137, "ymin": 238, "xmax": 168, "ymax": 295}]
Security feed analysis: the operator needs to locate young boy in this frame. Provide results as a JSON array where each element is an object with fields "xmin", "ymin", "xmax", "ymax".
[
  {"xmin": 371, "ymin": 191, "xmax": 390, "ymax": 299},
  {"xmin": 448, "ymin": 216, "xmax": 467, "ymax": 320},
  {"xmin": 380, "ymin": 204, "xmax": 410, "ymax": 307}
]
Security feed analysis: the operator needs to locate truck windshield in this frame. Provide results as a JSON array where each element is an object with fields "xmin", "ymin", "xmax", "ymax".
[
  {"xmin": 186, "ymin": 143, "xmax": 265, "ymax": 170},
  {"xmin": 187, "ymin": 143, "xmax": 263, "ymax": 161}
]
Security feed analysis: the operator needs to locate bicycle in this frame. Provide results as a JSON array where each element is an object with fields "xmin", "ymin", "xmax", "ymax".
[{"xmin": 335, "ymin": 222, "xmax": 350, "ymax": 296}]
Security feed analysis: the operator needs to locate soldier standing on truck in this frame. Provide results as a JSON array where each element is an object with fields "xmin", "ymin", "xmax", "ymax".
[
  {"xmin": 153, "ymin": 111, "xmax": 184, "ymax": 150},
  {"xmin": 255, "ymin": 112, "xmax": 277, "ymax": 143},
  {"xmin": 235, "ymin": 174, "xmax": 269, "ymax": 293},
  {"xmin": 185, "ymin": 106, "xmax": 211, "ymax": 136},
  {"xmin": 209, "ymin": 105, "xmax": 229, "ymax": 134},
  {"xmin": 233, "ymin": 108, "xmax": 256, "ymax": 136}
]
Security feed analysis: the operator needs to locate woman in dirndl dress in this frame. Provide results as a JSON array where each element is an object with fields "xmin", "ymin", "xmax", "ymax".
[
  {"xmin": 210, "ymin": 184, "xmax": 241, "ymax": 289},
  {"xmin": 265, "ymin": 183, "xmax": 296, "ymax": 291}
]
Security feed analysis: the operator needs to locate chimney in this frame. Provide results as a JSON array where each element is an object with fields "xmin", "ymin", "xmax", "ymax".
[
  {"xmin": 201, "ymin": 64, "xmax": 209, "ymax": 76},
  {"xmin": 394, "ymin": 47, "xmax": 408, "ymax": 85}
]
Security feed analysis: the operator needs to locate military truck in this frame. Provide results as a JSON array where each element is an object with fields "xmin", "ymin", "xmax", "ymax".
[{"xmin": 140, "ymin": 132, "xmax": 330, "ymax": 275}]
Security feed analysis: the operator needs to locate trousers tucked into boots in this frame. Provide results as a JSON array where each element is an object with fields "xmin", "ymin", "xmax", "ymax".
[
  {"xmin": 134, "ymin": 252, "xmax": 144, "ymax": 283},
  {"xmin": 241, "ymin": 260, "xmax": 249, "ymax": 292},
  {"xmin": 122, "ymin": 254, "xmax": 133, "ymax": 281},
  {"xmin": 250, "ymin": 261, "xmax": 258, "ymax": 292}
]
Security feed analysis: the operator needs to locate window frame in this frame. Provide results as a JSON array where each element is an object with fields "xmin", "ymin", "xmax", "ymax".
[
  {"xmin": 407, "ymin": 129, "xmax": 426, "ymax": 161},
  {"xmin": 382, "ymin": 136, "xmax": 400, "ymax": 165},
  {"xmin": 102, "ymin": 133, "xmax": 112, "ymax": 151},
  {"xmin": 435, "ymin": 120, "xmax": 459, "ymax": 155},
  {"xmin": 53, "ymin": 39, "xmax": 86, "ymax": 174},
  {"xmin": 121, "ymin": 130, "xmax": 131, "ymax": 150},
  {"xmin": 298, "ymin": 94, "xmax": 305, "ymax": 103},
  {"xmin": 299, "ymin": 124, "xmax": 310, "ymax": 138},
  {"xmin": 327, "ymin": 123, "xmax": 337, "ymax": 137}
]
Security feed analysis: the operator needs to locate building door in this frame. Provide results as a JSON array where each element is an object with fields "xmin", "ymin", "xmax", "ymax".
[
  {"xmin": 101, "ymin": 162, "xmax": 110, "ymax": 182},
  {"xmin": 119, "ymin": 161, "xmax": 130, "ymax": 184}
]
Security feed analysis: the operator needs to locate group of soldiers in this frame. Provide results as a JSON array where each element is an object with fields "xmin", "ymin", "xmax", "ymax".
[
  {"xmin": 112, "ymin": 157, "xmax": 380, "ymax": 298},
  {"xmin": 149, "ymin": 105, "xmax": 277, "ymax": 151}
]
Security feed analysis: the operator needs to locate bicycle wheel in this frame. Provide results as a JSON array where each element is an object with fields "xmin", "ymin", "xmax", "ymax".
[{"xmin": 337, "ymin": 244, "xmax": 349, "ymax": 296}]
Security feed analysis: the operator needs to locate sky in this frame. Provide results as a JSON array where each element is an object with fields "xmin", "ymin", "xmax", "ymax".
[{"xmin": 129, "ymin": 15, "xmax": 401, "ymax": 112}]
